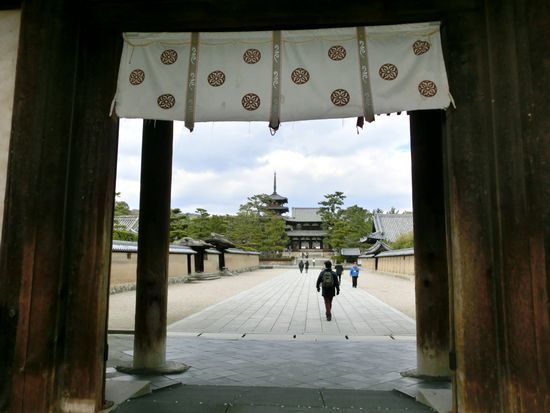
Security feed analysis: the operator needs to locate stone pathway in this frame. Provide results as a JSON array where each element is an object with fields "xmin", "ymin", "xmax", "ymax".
[
  {"xmin": 168, "ymin": 268, "xmax": 416, "ymax": 337},
  {"xmin": 107, "ymin": 268, "xmax": 449, "ymax": 412}
]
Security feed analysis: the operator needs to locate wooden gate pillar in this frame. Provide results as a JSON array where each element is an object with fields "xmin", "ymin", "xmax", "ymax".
[
  {"xmin": 124, "ymin": 120, "xmax": 187, "ymax": 373},
  {"xmin": 409, "ymin": 110, "xmax": 450, "ymax": 377},
  {"xmin": 0, "ymin": 2, "xmax": 120, "ymax": 411},
  {"xmin": 444, "ymin": 2, "xmax": 549, "ymax": 411}
]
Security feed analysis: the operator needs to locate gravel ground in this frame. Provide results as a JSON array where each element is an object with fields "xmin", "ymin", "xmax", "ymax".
[
  {"xmin": 108, "ymin": 267, "xmax": 416, "ymax": 330},
  {"xmin": 356, "ymin": 269, "xmax": 416, "ymax": 319}
]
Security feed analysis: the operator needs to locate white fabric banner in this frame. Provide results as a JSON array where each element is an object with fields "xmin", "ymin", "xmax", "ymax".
[{"xmin": 115, "ymin": 22, "xmax": 450, "ymax": 131}]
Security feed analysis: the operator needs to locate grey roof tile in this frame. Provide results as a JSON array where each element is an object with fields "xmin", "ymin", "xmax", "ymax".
[
  {"xmin": 376, "ymin": 247, "xmax": 414, "ymax": 257},
  {"xmin": 114, "ymin": 215, "xmax": 139, "ymax": 233},
  {"xmin": 369, "ymin": 214, "xmax": 414, "ymax": 242},
  {"xmin": 341, "ymin": 248, "xmax": 361, "ymax": 256},
  {"xmin": 286, "ymin": 207, "xmax": 322, "ymax": 222},
  {"xmin": 361, "ymin": 241, "xmax": 392, "ymax": 255}
]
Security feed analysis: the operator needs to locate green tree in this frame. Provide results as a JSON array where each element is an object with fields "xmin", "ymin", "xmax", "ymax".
[
  {"xmin": 226, "ymin": 213, "xmax": 258, "ymax": 250},
  {"xmin": 114, "ymin": 192, "xmax": 132, "ymax": 216},
  {"xmin": 226, "ymin": 194, "xmax": 288, "ymax": 253},
  {"xmin": 209, "ymin": 214, "xmax": 229, "ymax": 235},
  {"xmin": 390, "ymin": 231, "xmax": 414, "ymax": 249},
  {"xmin": 112, "ymin": 228, "xmax": 138, "ymax": 241},
  {"xmin": 238, "ymin": 194, "xmax": 272, "ymax": 216},
  {"xmin": 260, "ymin": 214, "xmax": 289, "ymax": 253},
  {"xmin": 341, "ymin": 205, "xmax": 372, "ymax": 247},
  {"xmin": 169, "ymin": 208, "xmax": 190, "ymax": 242},
  {"xmin": 187, "ymin": 208, "xmax": 214, "ymax": 239},
  {"xmin": 318, "ymin": 191, "xmax": 346, "ymax": 232}
]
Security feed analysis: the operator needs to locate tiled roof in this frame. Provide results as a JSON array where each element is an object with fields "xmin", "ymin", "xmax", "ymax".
[
  {"xmin": 176, "ymin": 237, "xmax": 212, "ymax": 247},
  {"xmin": 286, "ymin": 207, "xmax": 322, "ymax": 222},
  {"xmin": 341, "ymin": 248, "xmax": 361, "ymax": 256},
  {"xmin": 269, "ymin": 192, "xmax": 288, "ymax": 202},
  {"xmin": 225, "ymin": 248, "xmax": 261, "ymax": 255},
  {"xmin": 114, "ymin": 215, "xmax": 139, "ymax": 233},
  {"xmin": 368, "ymin": 213, "xmax": 414, "ymax": 243},
  {"xmin": 205, "ymin": 233, "xmax": 236, "ymax": 248},
  {"xmin": 112, "ymin": 240, "xmax": 196, "ymax": 254},
  {"xmin": 363, "ymin": 240, "xmax": 392, "ymax": 255},
  {"xmin": 376, "ymin": 247, "xmax": 414, "ymax": 257}
]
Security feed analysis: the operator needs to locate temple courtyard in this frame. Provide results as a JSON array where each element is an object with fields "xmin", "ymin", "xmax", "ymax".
[{"xmin": 106, "ymin": 267, "xmax": 450, "ymax": 412}]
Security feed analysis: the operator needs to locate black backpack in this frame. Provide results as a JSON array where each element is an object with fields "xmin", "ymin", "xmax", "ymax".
[{"xmin": 322, "ymin": 270, "xmax": 335, "ymax": 288}]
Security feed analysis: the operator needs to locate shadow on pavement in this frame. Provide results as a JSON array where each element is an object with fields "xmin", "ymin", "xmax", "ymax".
[{"xmin": 113, "ymin": 384, "xmax": 432, "ymax": 412}]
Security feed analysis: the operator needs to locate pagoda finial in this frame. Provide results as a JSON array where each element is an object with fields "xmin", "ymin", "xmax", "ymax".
[{"xmin": 273, "ymin": 171, "xmax": 277, "ymax": 193}]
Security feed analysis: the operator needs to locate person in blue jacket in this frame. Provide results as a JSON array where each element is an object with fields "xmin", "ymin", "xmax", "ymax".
[{"xmin": 350, "ymin": 262, "xmax": 360, "ymax": 288}]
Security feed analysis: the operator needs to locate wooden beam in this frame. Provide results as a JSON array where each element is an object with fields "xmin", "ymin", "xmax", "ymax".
[
  {"xmin": 0, "ymin": 1, "xmax": 21, "ymax": 10},
  {"xmin": 409, "ymin": 109, "xmax": 450, "ymax": 377},
  {"xmin": 83, "ymin": 0, "xmax": 481, "ymax": 32}
]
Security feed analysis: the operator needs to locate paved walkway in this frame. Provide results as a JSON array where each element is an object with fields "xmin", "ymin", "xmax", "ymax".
[
  {"xmin": 168, "ymin": 268, "xmax": 416, "ymax": 337},
  {"xmin": 107, "ymin": 268, "xmax": 449, "ymax": 412}
]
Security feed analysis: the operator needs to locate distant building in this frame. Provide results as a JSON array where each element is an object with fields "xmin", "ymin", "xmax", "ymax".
[
  {"xmin": 284, "ymin": 207, "xmax": 327, "ymax": 251},
  {"xmin": 340, "ymin": 247, "xmax": 361, "ymax": 263},
  {"xmin": 266, "ymin": 172, "xmax": 289, "ymax": 215},
  {"xmin": 360, "ymin": 213, "xmax": 414, "ymax": 244},
  {"xmin": 113, "ymin": 215, "xmax": 139, "ymax": 233}
]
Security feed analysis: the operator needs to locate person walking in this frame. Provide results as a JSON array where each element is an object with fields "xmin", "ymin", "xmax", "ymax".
[
  {"xmin": 304, "ymin": 260, "xmax": 309, "ymax": 273},
  {"xmin": 316, "ymin": 260, "xmax": 340, "ymax": 321},
  {"xmin": 334, "ymin": 262, "xmax": 344, "ymax": 284},
  {"xmin": 350, "ymin": 262, "xmax": 360, "ymax": 288},
  {"xmin": 298, "ymin": 260, "xmax": 304, "ymax": 273}
]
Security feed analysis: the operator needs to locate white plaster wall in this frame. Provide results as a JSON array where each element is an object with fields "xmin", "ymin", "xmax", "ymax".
[
  {"xmin": 0, "ymin": 10, "xmax": 21, "ymax": 235},
  {"xmin": 225, "ymin": 253, "xmax": 260, "ymax": 271}
]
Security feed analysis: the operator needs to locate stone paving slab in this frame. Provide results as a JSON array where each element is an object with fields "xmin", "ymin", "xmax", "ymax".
[
  {"xmin": 108, "ymin": 334, "xmax": 425, "ymax": 392},
  {"xmin": 107, "ymin": 268, "xmax": 449, "ymax": 411},
  {"xmin": 113, "ymin": 385, "xmax": 431, "ymax": 412},
  {"xmin": 168, "ymin": 269, "xmax": 416, "ymax": 336}
]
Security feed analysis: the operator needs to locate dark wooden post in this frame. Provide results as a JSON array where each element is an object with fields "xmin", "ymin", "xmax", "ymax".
[
  {"xmin": 126, "ymin": 120, "xmax": 187, "ymax": 373},
  {"xmin": 58, "ymin": 28, "xmax": 121, "ymax": 410},
  {"xmin": 409, "ymin": 109, "xmax": 450, "ymax": 377},
  {"xmin": 135, "ymin": 119, "xmax": 172, "ymax": 369},
  {"xmin": 0, "ymin": 1, "xmax": 120, "ymax": 411},
  {"xmin": 219, "ymin": 249, "xmax": 226, "ymax": 270},
  {"xmin": 444, "ymin": 1, "xmax": 549, "ymax": 411}
]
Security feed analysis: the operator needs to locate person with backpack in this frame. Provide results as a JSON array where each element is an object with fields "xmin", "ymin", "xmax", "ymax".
[
  {"xmin": 350, "ymin": 262, "xmax": 360, "ymax": 288},
  {"xmin": 316, "ymin": 260, "xmax": 340, "ymax": 321}
]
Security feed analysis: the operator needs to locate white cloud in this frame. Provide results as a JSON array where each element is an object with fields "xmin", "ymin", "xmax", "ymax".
[{"xmin": 115, "ymin": 114, "xmax": 412, "ymax": 214}]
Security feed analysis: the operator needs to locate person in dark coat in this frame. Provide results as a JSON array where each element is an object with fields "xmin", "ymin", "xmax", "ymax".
[
  {"xmin": 334, "ymin": 262, "xmax": 344, "ymax": 284},
  {"xmin": 304, "ymin": 260, "xmax": 309, "ymax": 273},
  {"xmin": 316, "ymin": 260, "xmax": 340, "ymax": 321},
  {"xmin": 298, "ymin": 260, "xmax": 304, "ymax": 273}
]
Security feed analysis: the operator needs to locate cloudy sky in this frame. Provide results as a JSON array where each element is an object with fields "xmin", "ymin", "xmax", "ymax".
[{"xmin": 116, "ymin": 114, "xmax": 412, "ymax": 215}]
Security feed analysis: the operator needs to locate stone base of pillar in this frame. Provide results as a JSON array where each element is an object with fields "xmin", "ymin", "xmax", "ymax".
[
  {"xmin": 401, "ymin": 368, "xmax": 450, "ymax": 381},
  {"xmin": 115, "ymin": 361, "xmax": 190, "ymax": 375}
]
